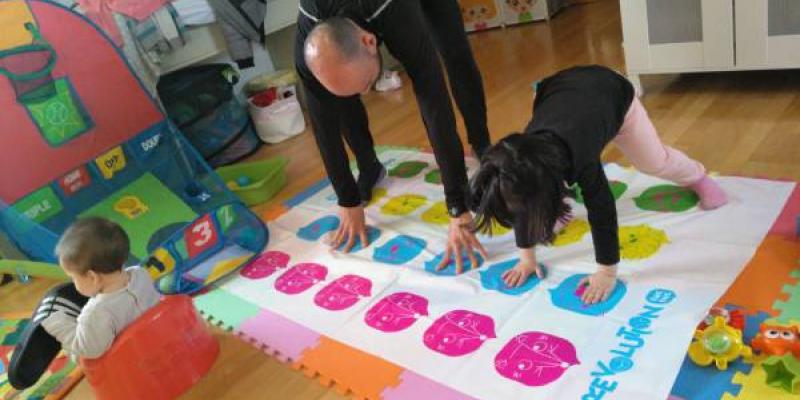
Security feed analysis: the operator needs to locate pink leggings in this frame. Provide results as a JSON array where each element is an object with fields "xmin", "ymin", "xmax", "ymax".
[{"xmin": 613, "ymin": 98, "xmax": 705, "ymax": 186}]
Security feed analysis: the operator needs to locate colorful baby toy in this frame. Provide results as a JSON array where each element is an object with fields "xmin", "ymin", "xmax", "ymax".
[
  {"xmin": 688, "ymin": 315, "xmax": 752, "ymax": 370},
  {"xmin": 696, "ymin": 307, "xmax": 745, "ymax": 331},
  {"xmin": 752, "ymin": 323, "xmax": 799, "ymax": 357}
]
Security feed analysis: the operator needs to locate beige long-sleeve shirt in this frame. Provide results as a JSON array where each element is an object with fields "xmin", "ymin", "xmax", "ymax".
[{"xmin": 42, "ymin": 267, "xmax": 160, "ymax": 359}]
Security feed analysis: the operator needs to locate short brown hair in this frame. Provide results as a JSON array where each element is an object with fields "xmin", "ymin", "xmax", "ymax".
[{"xmin": 55, "ymin": 217, "xmax": 130, "ymax": 274}]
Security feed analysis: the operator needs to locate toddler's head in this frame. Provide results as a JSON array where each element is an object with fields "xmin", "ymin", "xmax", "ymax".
[
  {"xmin": 469, "ymin": 132, "xmax": 572, "ymax": 244},
  {"xmin": 55, "ymin": 217, "xmax": 130, "ymax": 296}
]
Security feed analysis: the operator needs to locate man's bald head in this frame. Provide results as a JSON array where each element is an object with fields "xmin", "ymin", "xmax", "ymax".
[{"xmin": 304, "ymin": 17, "xmax": 381, "ymax": 96}]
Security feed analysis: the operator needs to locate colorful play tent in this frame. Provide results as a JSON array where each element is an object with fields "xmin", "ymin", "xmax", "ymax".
[{"xmin": 0, "ymin": 0, "xmax": 268, "ymax": 293}]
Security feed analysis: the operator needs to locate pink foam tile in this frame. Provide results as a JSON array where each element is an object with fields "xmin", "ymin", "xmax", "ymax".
[
  {"xmin": 381, "ymin": 370, "xmax": 477, "ymax": 400},
  {"xmin": 238, "ymin": 309, "xmax": 321, "ymax": 362}
]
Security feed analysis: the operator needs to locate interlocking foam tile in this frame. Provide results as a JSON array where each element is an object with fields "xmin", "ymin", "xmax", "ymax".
[
  {"xmin": 715, "ymin": 235, "xmax": 799, "ymax": 316},
  {"xmin": 723, "ymin": 358, "xmax": 799, "ymax": 400},
  {"xmin": 772, "ymin": 270, "xmax": 800, "ymax": 324},
  {"xmin": 194, "ymin": 288, "xmax": 261, "ymax": 330},
  {"xmin": 237, "ymin": 309, "xmax": 321, "ymax": 364},
  {"xmin": 381, "ymin": 370, "xmax": 478, "ymax": 400},
  {"xmin": 769, "ymin": 185, "xmax": 800, "ymax": 237},
  {"xmin": 670, "ymin": 309, "xmax": 771, "ymax": 399},
  {"xmin": 298, "ymin": 336, "xmax": 404, "ymax": 400}
]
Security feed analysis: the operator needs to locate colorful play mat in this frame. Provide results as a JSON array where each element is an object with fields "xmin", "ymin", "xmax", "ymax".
[{"xmin": 194, "ymin": 147, "xmax": 798, "ymax": 399}]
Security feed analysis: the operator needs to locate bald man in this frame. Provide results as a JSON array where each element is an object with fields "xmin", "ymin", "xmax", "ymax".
[{"xmin": 295, "ymin": 0, "xmax": 491, "ymax": 272}]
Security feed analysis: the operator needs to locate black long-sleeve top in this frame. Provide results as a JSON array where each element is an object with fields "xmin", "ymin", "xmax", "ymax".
[
  {"xmin": 295, "ymin": 0, "xmax": 469, "ymax": 211},
  {"xmin": 516, "ymin": 65, "xmax": 635, "ymax": 266}
]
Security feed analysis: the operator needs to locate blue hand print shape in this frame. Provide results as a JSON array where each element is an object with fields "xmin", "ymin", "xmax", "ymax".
[
  {"xmin": 336, "ymin": 226, "xmax": 382, "ymax": 252},
  {"xmin": 297, "ymin": 215, "xmax": 340, "ymax": 241},
  {"xmin": 479, "ymin": 259, "xmax": 547, "ymax": 296},
  {"xmin": 373, "ymin": 235, "xmax": 426, "ymax": 265},
  {"xmin": 549, "ymin": 273, "xmax": 627, "ymax": 316},
  {"xmin": 424, "ymin": 251, "xmax": 484, "ymax": 276}
]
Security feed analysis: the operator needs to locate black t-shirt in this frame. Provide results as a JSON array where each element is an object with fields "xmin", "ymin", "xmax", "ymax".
[{"xmin": 516, "ymin": 65, "xmax": 635, "ymax": 265}]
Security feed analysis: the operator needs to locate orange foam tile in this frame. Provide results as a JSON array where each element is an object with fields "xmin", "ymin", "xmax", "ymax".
[
  {"xmin": 715, "ymin": 234, "xmax": 800, "ymax": 314},
  {"xmin": 298, "ymin": 336, "xmax": 404, "ymax": 400}
]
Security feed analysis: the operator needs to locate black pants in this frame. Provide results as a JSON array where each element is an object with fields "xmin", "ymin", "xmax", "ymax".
[{"xmin": 328, "ymin": 0, "xmax": 490, "ymax": 173}]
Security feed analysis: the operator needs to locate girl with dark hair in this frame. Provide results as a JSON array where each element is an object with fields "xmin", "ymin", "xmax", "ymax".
[{"xmin": 469, "ymin": 65, "xmax": 727, "ymax": 304}]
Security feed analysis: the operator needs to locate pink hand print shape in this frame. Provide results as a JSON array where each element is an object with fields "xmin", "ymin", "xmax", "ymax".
[
  {"xmin": 274, "ymin": 263, "xmax": 328, "ymax": 294},
  {"xmin": 365, "ymin": 292, "xmax": 429, "ymax": 332},
  {"xmin": 423, "ymin": 310, "xmax": 496, "ymax": 356},
  {"xmin": 313, "ymin": 274, "xmax": 372, "ymax": 311},
  {"xmin": 495, "ymin": 332, "xmax": 580, "ymax": 386},
  {"xmin": 240, "ymin": 251, "xmax": 290, "ymax": 279}
]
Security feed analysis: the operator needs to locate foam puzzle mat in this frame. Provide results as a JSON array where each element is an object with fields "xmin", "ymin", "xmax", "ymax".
[
  {"xmin": 0, "ymin": 312, "xmax": 82, "ymax": 400},
  {"xmin": 195, "ymin": 148, "xmax": 798, "ymax": 399}
]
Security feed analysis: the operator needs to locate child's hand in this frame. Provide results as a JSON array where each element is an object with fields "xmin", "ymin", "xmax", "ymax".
[
  {"xmin": 577, "ymin": 265, "xmax": 617, "ymax": 304},
  {"xmin": 502, "ymin": 248, "xmax": 544, "ymax": 288}
]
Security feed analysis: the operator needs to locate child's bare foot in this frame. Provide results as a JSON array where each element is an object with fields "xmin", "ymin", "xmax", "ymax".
[
  {"xmin": 577, "ymin": 265, "xmax": 617, "ymax": 304},
  {"xmin": 502, "ymin": 259, "xmax": 544, "ymax": 288},
  {"xmin": 689, "ymin": 175, "xmax": 728, "ymax": 210}
]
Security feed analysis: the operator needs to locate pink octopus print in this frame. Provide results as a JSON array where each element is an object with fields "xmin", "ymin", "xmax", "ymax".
[
  {"xmin": 313, "ymin": 274, "xmax": 372, "ymax": 311},
  {"xmin": 423, "ymin": 310, "xmax": 496, "ymax": 356},
  {"xmin": 365, "ymin": 292, "xmax": 429, "ymax": 332}
]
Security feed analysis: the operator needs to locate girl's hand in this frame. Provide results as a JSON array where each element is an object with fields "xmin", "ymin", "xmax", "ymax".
[
  {"xmin": 577, "ymin": 264, "xmax": 617, "ymax": 304},
  {"xmin": 437, "ymin": 213, "xmax": 488, "ymax": 274},
  {"xmin": 329, "ymin": 205, "xmax": 369, "ymax": 253},
  {"xmin": 501, "ymin": 248, "xmax": 544, "ymax": 288}
]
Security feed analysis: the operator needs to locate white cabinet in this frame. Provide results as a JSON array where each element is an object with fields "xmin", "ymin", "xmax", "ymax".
[
  {"xmin": 620, "ymin": 0, "xmax": 800, "ymax": 92},
  {"xmin": 736, "ymin": 0, "xmax": 800, "ymax": 68}
]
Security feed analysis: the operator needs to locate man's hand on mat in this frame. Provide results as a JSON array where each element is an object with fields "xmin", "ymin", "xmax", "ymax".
[
  {"xmin": 437, "ymin": 213, "xmax": 488, "ymax": 274},
  {"xmin": 330, "ymin": 205, "xmax": 370, "ymax": 253},
  {"xmin": 578, "ymin": 264, "xmax": 617, "ymax": 304},
  {"xmin": 502, "ymin": 248, "xmax": 542, "ymax": 288}
]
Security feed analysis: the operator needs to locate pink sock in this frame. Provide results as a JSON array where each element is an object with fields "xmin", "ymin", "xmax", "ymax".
[{"xmin": 689, "ymin": 175, "xmax": 728, "ymax": 210}]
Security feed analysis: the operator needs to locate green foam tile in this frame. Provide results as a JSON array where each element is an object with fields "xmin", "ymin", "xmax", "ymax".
[{"xmin": 193, "ymin": 288, "xmax": 261, "ymax": 330}]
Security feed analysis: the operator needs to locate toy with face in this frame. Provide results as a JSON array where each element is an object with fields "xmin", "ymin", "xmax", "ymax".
[
  {"xmin": 373, "ymin": 235, "xmax": 426, "ymax": 265},
  {"xmin": 365, "ymin": 292, "xmax": 429, "ymax": 332},
  {"xmin": 424, "ymin": 310, "xmax": 496, "ymax": 356},
  {"xmin": 495, "ymin": 331, "xmax": 580, "ymax": 386},
  {"xmin": 752, "ymin": 324, "xmax": 798, "ymax": 356},
  {"xmin": 274, "ymin": 263, "xmax": 328, "ymax": 294},
  {"xmin": 240, "ymin": 251, "xmax": 290, "ymax": 280},
  {"xmin": 381, "ymin": 194, "xmax": 428, "ymax": 216},
  {"xmin": 314, "ymin": 274, "xmax": 372, "ymax": 311}
]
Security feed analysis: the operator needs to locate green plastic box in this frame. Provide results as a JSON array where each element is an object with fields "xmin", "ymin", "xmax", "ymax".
[{"xmin": 215, "ymin": 157, "xmax": 289, "ymax": 206}]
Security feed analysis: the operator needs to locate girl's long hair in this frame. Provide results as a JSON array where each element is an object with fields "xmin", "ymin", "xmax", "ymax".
[{"xmin": 469, "ymin": 132, "xmax": 572, "ymax": 244}]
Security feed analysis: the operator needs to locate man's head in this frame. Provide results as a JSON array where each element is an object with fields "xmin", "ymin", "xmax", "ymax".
[{"xmin": 304, "ymin": 17, "xmax": 382, "ymax": 96}]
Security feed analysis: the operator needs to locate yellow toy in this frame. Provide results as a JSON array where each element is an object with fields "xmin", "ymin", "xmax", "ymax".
[
  {"xmin": 688, "ymin": 316, "xmax": 753, "ymax": 370},
  {"xmin": 143, "ymin": 247, "xmax": 176, "ymax": 280}
]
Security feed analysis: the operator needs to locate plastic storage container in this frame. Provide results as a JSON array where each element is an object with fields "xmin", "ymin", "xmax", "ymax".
[{"xmin": 215, "ymin": 157, "xmax": 289, "ymax": 206}]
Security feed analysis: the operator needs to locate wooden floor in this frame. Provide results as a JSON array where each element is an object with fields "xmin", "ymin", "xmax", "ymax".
[{"xmin": 3, "ymin": 0, "xmax": 800, "ymax": 398}]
